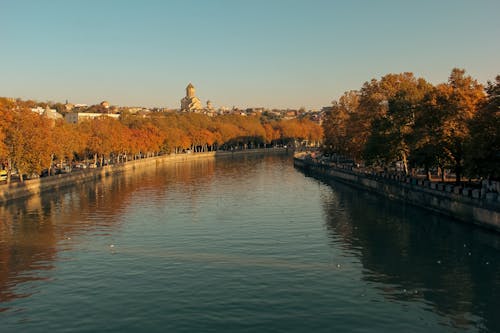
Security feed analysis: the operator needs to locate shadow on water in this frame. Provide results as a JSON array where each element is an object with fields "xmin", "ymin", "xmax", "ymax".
[{"xmin": 301, "ymin": 169, "xmax": 500, "ymax": 332}]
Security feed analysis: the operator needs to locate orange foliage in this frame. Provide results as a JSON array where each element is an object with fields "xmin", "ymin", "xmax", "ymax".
[{"xmin": 0, "ymin": 98, "xmax": 324, "ymax": 179}]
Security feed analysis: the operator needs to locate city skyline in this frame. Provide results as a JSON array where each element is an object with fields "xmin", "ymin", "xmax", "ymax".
[{"xmin": 1, "ymin": 0, "xmax": 499, "ymax": 109}]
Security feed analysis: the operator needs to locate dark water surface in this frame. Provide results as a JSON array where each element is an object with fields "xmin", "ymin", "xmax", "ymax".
[{"xmin": 1, "ymin": 154, "xmax": 499, "ymax": 332}]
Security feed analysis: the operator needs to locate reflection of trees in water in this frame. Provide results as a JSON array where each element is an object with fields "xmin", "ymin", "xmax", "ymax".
[
  {"xmin": 317, "ymin": 175, "xmax": 500, "ymax": 332},
  {"xmin": 215, "ymin": 153, "xmax": 291, "ymax": 181},
  {"xmin": 0, "ymin": 206, "xmax": 57, "ymax": 306},
  {"xmin": 0, "ymin": 158, "xmax": 218, "ymax": 307}
]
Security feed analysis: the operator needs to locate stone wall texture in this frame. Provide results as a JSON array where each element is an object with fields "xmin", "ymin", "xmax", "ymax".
[{"xmin": 294, "ymin": 157, "xmax": 500, "ymax": 232}]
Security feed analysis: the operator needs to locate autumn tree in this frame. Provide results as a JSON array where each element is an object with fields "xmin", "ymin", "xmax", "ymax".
[
  {"xmin": 465, "ymin": 75, "xmax": 500, "ymax": 179},
  {"xmin": 263, "ymin": 122, "xmax": 280, "ymax": 147},
  {"xmin": 445, "ymin": 69, "xmax": 485, "ymax": 182},
  {"xmin": 424, "ymin": 69, "xmax": 485, "ymax": 182},
  {"xmin": 363, "ymin": 76, "xmax": 432, "ymax": 173},
  {"xmin": 0, "ymin": 98, "xmax": 15, "ymax": 168},
  {"xmin": 213, "ymin": 120, "xmax": 242, "ymax": 149},
  {"xmin": 4, "ymin": 109, "xmax": 54, "ymax": 181},
  {"xmin": 346, "ymin": 73, "xmax": 426, "ymax": 162},
  {"xmin": 302, "ymin": 119, "xmax": 323, "ymax": 147},
  {"xmin": 131, "ymin": 122, "xmax": 164, "ymax": 157},
  {"xmin": 51, "ymin": 120, "xmax": 86, "ymax": 171},
  {"xmin": 280, "ymin": 119, "xmax": 303, "ymax": 145},
  {"xmin": 0, "ymin": 126, "xmax": 6, "ymax": 164},
  {"xmin": 237, "ymin": 116, "xmax": 266, "ymax": 148},
  {"xmin": 323, "ymin": 90, "xmax": 359, "ymax": 156},
  {"xmin": 166, "ymin": 127, "xmax": 191, "ymax": 153},
  {"xmin": 80, "ymin": 117, "xmax": 128, "ymax": 166},
  {"xmin": 1, "ymin": 99, "xmax": 22, "ymax": 182}
]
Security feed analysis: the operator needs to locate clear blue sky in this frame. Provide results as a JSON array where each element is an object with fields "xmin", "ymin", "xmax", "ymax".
[{"xmin": 1, "ymin": 0, "xmax": 499, "ymax": 109}]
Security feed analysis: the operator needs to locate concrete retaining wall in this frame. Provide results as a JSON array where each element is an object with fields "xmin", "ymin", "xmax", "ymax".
[{"xmin": 294, "ymin": 158, "xmax": 500, "ymax": 232}]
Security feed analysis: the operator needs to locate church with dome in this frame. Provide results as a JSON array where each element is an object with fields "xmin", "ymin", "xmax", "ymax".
[{"xmin": 180, "ymin": 83, "xmax": 203, "ymax": 112}]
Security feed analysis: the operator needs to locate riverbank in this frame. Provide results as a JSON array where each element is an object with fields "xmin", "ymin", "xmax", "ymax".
[
  {"xmin": 0, "ymin": 148, "xmax": 289, "ymax": 204},
  {"xmin": 294, "ymin": 155, "xmax": 500, "ymax": 232}
]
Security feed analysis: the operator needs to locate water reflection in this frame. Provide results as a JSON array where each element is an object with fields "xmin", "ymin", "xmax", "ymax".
[
  {"xmin": 0, "ymin": 158, "xmax": 217, "ymax": 309},
  {"xmin": 316, "ymin": 173, "xmax": 500, "ymax": 332},
  {"xmin": 2, "ymin": 154, "xmax": 499, "ymax": 333}
]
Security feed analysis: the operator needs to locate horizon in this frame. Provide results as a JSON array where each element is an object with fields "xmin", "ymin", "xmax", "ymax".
[{"xmin": 1, "ymin": 0, "xmax": 499, "ymax": 109}]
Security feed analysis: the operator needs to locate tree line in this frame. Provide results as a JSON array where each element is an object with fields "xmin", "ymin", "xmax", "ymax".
[
  {"xmin": 0, "ymin": 98, "xmax": 323, "ymax": 183},
  {"xmin": 322, "ymin": 69, "xmax": 499, "ymax": 182}
]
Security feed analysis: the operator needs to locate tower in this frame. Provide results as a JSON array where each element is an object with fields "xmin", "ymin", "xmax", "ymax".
[
  {"xmin": 186, "ymin": 83, "xmax": 195, "ymax": 98},
  {"xmin": 181, "ymin": 83, "xmax": 203, "ymax": 111}
]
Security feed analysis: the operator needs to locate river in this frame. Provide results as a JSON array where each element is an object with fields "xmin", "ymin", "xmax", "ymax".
[{"xmin": 0, "ymin": 153, "xmax": 499, "ymax": 332}]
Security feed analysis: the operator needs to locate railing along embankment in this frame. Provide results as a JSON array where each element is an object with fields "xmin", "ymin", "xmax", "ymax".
[{"xmin": 293, "ymin": 155, "xmax": 500, "ymax": 232}]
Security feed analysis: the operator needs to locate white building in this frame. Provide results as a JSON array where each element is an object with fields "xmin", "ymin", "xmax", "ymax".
[
  {"xmin": 65, "ymin": 112, "xmax": 120, "ymax": 124},
  {"xmin": 31, "ymin": 106, "xmax": 63, "ymax": 120}
]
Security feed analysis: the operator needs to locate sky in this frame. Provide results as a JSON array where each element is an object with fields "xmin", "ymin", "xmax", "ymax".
[{"xmin": 1, "ymin": 0, "xmax": 499, "ymax": 110}]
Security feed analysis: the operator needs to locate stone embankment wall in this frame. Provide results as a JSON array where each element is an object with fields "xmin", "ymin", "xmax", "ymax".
[
  {"xmin": 294, "ymin": 157, "xmax": 500, "ymax": 232},
  {"xmin": 0, "ymin": 148, "xmax": 288, "ymax": 204}
]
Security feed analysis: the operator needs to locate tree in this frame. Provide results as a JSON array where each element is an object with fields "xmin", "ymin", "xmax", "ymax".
[
  {"xmin": 169, "ymin": 127, "xmax": 192, "ymax": 153},
  {"xmin": 263, "ymin": 122, "xmax": 280, "ymax": 146},
  {"xmin": 443, "ymin": 69, "xmax": 485, "ymax": 182},
  {"xmin": 0, "ymin": 126, "xmax": 6, "ymax": 163},
  {"xmin": 465, "ymin": 75, "xmax": 500, "ymax": 179},
  {"xmin": 80, "ymin": 117, "xmax": 128, "ymax": 166},
  {"xmin": 411, "ymin": 84, "xmax": 452, "ymax": 180},
  {"xmin": 214, "ymin": 121, "xmax": 242, "ymax": 149},
  {"xmin": 4, "ymin": 109, "xmax": 54, "ymax": 181},
  {"xmin": 323, "ymin": 90, "xmax": 359, "ymax": 156},
  {"xmin": 430, "ymin": 69, "xmax": 485, "ymax": 182},
  {"xmin": 238, "ymin": 116, "xmax": 266, "ymax": 148},
  {"xmin": 0, "ymin": 98, "xmax": 16, "ymax": 169},
  {"xmin": 133, "ymin": 122, "xmax": 164, "ymax": 157},
  {"xmin": 364, "ymin": 77, "xmax": 432, "ymax": 173},
  {"xmin": 410, "ymin": 69, "xmax": 485, "ymax": 182},
  {"xmin": 302, "ymin": 119, "xmax": 323, "ymax": 147},
  {"xmin": 346, "ymin": 73, "xmax": 421, "ymax": 161},
  {"xmin": 52, "ymin": 120, "xmax": 85, "ymax": 171}
]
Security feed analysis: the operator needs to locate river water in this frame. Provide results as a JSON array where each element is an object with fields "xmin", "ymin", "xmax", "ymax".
[{"xmin": 0, "ymin": 153, "xmax": 499, "ymax": 332}]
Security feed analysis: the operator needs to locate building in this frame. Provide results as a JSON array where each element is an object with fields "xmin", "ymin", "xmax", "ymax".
[
  {"xmin": 65, "ymin": 112, "xmax": 120, "ymax": 124},
  {"xmin": 31, "ymin": 106, "xmax": 63, "ymax": 120},
  {"xmin": 180, "ymin": 83, "xmax": 203, "ymax": 112},
  {"xmin": 206, "ymin": 100, "xmax": 213, "ymax": 111},
  {"xmin": 64, "ymin": 103, "xmax": 75, "ymax": 112},
  {"xmin": 31, "ymin": 106, "xmax": 48, "ymax": 115},
  {"xmin": 43, "ymin": 107, "xmax": 63, "ymax": 121},
  {"xmin": 283, "ymin": 110, "xmax": 298, "ymax": 119}
]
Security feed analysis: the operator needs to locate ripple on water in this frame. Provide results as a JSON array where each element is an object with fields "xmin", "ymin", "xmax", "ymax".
[{"xmin": 0, "ymin": 155, "xmax": 499, "ymax": 333}]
